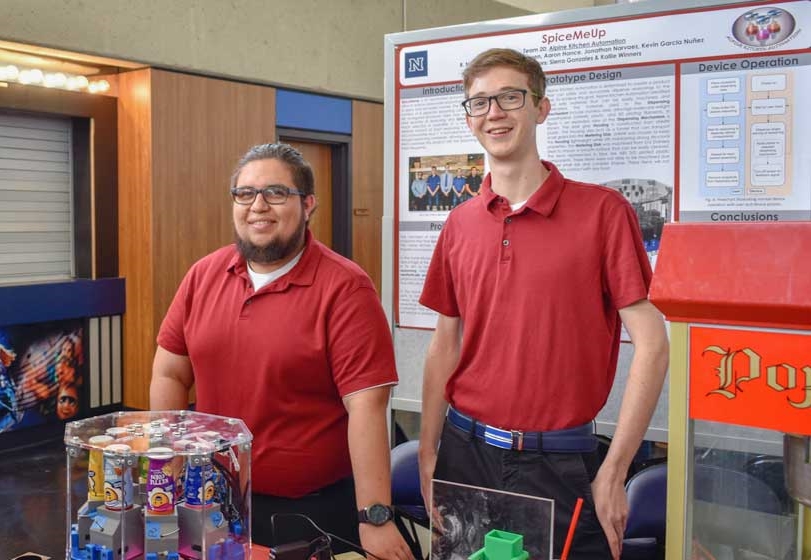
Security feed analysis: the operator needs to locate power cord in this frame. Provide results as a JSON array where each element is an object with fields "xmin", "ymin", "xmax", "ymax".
[
  {"xmin": 269, "ymin": 512, "xmax": 387, "ymax": 560},
  {"xmin": 270, "ymin": 513, "xmax": 335, "ymax": 560},
  {"xmin": 325, "ymin": 532, "xmax": 386, "ymax": 560}
]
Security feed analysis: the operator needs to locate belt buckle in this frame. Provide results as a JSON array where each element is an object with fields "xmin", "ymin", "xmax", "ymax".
[{"xmin": 511, "ymin": 429, "xmax": 524, "ymax": 451}]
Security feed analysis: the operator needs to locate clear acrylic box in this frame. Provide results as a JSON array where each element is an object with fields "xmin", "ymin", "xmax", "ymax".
[{"xmin": 64, "ymin": 410, "xmax": 252, "ymax": 560}]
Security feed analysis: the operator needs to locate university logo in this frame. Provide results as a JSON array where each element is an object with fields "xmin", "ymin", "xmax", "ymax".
[
  {"xmin": 729, "ymin": 7, "xmax": 797, "ymax": 49},
  {"xmin": 405, "ymin": 51, "xmax": 428, "ymax": 78}
]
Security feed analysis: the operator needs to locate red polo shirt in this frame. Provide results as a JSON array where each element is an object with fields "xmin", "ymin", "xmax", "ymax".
[
  {"xmin": 420, "ymin": 161, "xmax": 651, "ymax": 431},
  {"xmin": 158, "ymin": 231, "xmax": 397, "ymax": 497}
]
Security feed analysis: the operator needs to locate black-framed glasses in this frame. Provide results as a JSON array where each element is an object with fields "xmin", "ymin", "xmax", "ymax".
[
  {"xmin": 461, "ymin": 89, "xmax": 537, "ymax": 117},
  {"xmin": 230, "ymin": 185, "xmax": 307, "ymax": 205}
]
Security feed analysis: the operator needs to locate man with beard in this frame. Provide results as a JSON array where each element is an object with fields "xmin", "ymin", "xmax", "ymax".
[{"xmin": 151, "ymin": 143, "xmax": 412, "ymax": 560}]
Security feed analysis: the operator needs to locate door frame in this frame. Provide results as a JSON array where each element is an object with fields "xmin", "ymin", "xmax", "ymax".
[{"xmin": 277, "ymin": 128, "xmax": 352, "ymax": 259}]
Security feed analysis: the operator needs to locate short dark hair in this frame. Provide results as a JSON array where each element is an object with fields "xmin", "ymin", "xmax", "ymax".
[
  {"xmin": 230, "ymin": 143, "xmax": 315, "ymax": 196},
  {"xmin": 462, "ymin": 48, "xmax": 546, "ymax": 103}
]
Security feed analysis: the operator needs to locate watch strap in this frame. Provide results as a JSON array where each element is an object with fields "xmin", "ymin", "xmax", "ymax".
[{"xmin": 357, "ymin": 503, "xmax": 394, "ymax": 525}]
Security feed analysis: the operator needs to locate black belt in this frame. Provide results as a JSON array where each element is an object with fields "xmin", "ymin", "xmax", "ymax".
[{"xmin": 447, "ymin": 406, "xmax": 597, "ymax": 453}]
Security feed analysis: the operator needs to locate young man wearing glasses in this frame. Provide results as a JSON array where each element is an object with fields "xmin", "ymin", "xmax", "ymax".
[
  {"xmin": 418, "ymin": 49, "xmax": 668, "ymax": 559},
  {"xmin": 151, "ymin": 143, "xmax": 412, "ymax": 560}
]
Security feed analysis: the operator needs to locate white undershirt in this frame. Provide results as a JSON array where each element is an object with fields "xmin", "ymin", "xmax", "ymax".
[
  {"xmin": 247, "ymin": 249, "xmax": 304, "ymax": 291},
  {"xmin": 510, "ymin": 200, "xmax": 527, "ymax": 211}
]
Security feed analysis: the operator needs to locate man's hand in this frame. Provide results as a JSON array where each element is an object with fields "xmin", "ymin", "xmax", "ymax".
[
  {"xmin": 418, "ymin": 446, "xmax": 437, "ymax": 513},
  {"xmin": 591, "ymin": 298, "xmax": 667, "ymax": 559},
  {"xmin": 590, "ymin": 466, "xmax": 628, "ymax": 560},
  {"xmin": 359, "ymin": 522, "xmax": 413, "ymax": 560},
  {"xmin": 418, "ymin": 446, "xmax": 448, "ymax": 535}
]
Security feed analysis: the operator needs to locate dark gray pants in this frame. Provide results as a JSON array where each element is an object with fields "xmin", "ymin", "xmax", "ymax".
[
  {"xmin": 434, "ymin": 419, "xmax": 611, "ymax": 559},
  {"xmin": 252, "ymin": 476, "xmax": 359, "ymax": 554}
]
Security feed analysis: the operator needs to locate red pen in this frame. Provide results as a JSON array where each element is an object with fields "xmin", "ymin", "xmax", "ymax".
[{"xmin": 560, "ymin": 497, "xmax": 584, "ymax": 560}]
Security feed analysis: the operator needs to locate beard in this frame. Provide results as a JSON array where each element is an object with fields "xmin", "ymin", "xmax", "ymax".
[{"xmin": 235, "ymin": 215, "xmax": 307, "ymax": 266}]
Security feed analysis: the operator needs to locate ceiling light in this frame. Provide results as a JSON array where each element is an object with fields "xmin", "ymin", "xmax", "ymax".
[
  {"xmin": 1, "ymin": 64, "xmax": 107, "ymax": 94},
  {"xmin": 87, "ymin": 79, "xmax": 109, "ymax": 93},
  {"xmin": 19, "ymin": 68, "xmax": 44, "ymax": 84},
  {"xmin": 44, "ymin": 72, "xmax": 68, "ymax": 88},
  {"xmin": 0, "ymin": 65, "xmax": 19, "ymax": 81}
]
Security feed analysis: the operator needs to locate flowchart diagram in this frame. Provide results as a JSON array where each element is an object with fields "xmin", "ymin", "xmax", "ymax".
[{"xmin": 699, "ymin": 70, "xmax": 793, "ymax": 197}]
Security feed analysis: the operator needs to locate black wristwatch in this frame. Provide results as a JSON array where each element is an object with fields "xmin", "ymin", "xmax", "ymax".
[{"xmin": 357, "ymin": 503, "xmax": 394, "ymax": 526}]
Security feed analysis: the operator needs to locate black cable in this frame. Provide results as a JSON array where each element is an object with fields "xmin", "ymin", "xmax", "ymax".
[
  {"xmin": 211, "ymin": 454, "xmax": 249, "ymax": 531},
  {"xmin": 309, "ymin": 535, "xmax": 334, "ymax": 560},
  {"xmin": 269, "ymin": 512, "xmax": 332, "ymax": 548},
  {"xmin": 326, "ymin": 532, "xmax": 386, "ymax": 560},
  {"xmin": 269, "ymin": 512, "xmax": 389, "ymax": 560}
]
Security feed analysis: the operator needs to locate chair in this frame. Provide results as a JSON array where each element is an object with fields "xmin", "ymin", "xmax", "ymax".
[
  {"xmin": 694, "ymin": 464, "xmax": 783, "ymax": 514},
  {"xmin": 391, "ymin": 440, "xmax": 430, "ymax": 559},
  {"xmin": 622, "ymin": 463, "xmax": 667, "ymax": 560},
  {"xmin": 744, "ymin": 455, "xmax": 792, "ymax": 514}
]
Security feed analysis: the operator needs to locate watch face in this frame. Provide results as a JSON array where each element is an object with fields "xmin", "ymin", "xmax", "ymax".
[{"xmin": 367, "ymin": 504, "xmax": 393, "ymax": 525}]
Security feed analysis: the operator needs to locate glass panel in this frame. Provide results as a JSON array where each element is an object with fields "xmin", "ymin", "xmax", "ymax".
[
  {"xmin": 65, "ymin": 410, "xmax": 253, "ymax": 560},
  {"xmin": 691, "ymin": 419, "xmax": 797, "ymax": 560}
]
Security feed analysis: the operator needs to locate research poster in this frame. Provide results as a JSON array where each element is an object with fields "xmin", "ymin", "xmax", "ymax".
[{"xmin": 394, "ymin": 1, "xmax": 811, "ymax": 328}]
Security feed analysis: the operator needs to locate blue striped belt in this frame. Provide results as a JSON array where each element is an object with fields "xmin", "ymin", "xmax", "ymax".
[{"xmin": 447, "ymin": 406, "xmax": 597, "ymax": 453}]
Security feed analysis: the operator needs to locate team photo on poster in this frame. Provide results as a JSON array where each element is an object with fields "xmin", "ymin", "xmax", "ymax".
[
  {"xmin": 0, "ymin": 319, "xmax": 85, "ymax": 432},
  {"xmin": 408, "ymin": 154, "xmax": 485, "ymax": 212}
]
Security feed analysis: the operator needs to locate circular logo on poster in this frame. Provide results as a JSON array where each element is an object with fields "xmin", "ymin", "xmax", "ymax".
[{"xmin": 732, "ymin": 7, "xmax": 795, "ymax": 47}]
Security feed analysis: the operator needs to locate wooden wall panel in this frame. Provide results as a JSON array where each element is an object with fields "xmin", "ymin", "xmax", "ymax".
[
  {"xmin": 285, "ymin": 140, "xmax": 333, "ymax": 248},
  {"xmin": 150, "ymin": 70, "xmax": 276, "ymax": 330},
  {"xmin": 117, "ymin": 69, "xmax": 155, "ymax": 410},
  {"xmin": 117, "ymin": 70, "xmax": 277, "ymax": 410},
  {"xmin": 351, "ymin": 100, "xmax": 384, "ymax": 295},
  {"xmin": 90, "ymin": 97, "xmax": 119, "ymax": 279}
]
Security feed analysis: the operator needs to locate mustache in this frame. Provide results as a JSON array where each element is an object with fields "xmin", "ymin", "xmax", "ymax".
[{"xmin": 234, "ymin": 218, "xmax": 307, "ymax": 264}]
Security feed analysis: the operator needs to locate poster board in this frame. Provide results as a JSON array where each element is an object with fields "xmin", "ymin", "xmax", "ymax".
[{"xmin": 383, "ymin": 0, "xmax": 811, "ymax": 451}]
